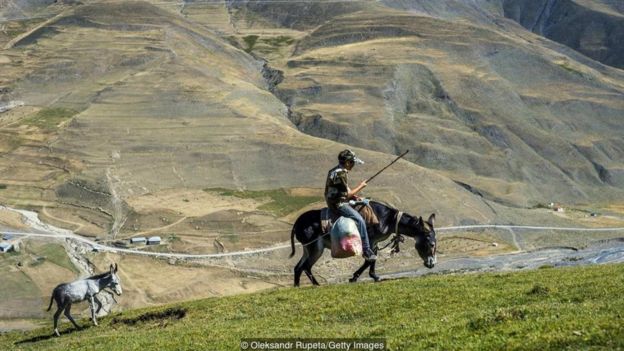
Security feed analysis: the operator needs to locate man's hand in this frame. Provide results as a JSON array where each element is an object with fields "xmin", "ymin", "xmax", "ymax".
[{"xmin": 348, "ymin": 180, "xmax": 367, "ymax": 199}]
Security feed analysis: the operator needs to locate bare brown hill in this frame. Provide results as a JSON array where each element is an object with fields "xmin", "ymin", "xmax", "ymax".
[
  {"xmin": 0, "ymin": 0, "xmax": 622, "ymax": 234},
  {"xmin": 2, "ymin": 0, "xmax": 624, "ymax": 327},
  {"xmin": 0, "ymin": 0, "xmax": 493, "ymax": 243},
  {"xmin": 230, "ymin": 1, "xmax": 624, "ymax": 207},
  {"xmin": 502, "ymin": 0, "xmax": 624, "ymax": 69}
]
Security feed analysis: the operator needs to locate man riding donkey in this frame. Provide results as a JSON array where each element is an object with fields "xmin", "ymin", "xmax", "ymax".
[
  {"xmin": 325, "ymin": 149, "xmax": 377, "ymax": 261},
  {"xmin": 290, "ymin": 148, "xmax": 436, "ymax": 286}
]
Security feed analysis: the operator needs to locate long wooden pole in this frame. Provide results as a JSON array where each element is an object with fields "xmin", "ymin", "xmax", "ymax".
[{"xmin": 365, "ymin": 150, "xmax": 409, "ymax": 183}]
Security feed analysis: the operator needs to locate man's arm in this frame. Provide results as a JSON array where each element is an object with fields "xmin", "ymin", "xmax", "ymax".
[{"xmin": 347, "ymin": 180, "xmax": 367, "ymax": 199}]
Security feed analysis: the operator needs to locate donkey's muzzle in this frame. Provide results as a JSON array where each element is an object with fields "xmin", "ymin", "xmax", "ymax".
[{"xmin": 425, "ymin": 256, "xmax": 436, "ymax": 269}]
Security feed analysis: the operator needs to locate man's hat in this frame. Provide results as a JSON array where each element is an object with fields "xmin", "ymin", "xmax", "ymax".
[{"xmin": 338, "ymin": 149, "xmax": 364, "ymax": 165}]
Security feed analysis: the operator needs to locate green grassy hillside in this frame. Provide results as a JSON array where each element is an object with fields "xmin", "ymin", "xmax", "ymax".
[{"xmin": 1, "ymin": 264, "xmax": 622, "ymax": 350}]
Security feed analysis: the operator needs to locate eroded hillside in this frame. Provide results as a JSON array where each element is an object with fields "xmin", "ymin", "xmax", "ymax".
[
  {"xmin": 1, "ymin": 0, "xmax": 624, "ymax": 329},
  {"xmin": 1, "ymin": 0, "xmax": 492, "ymax": 243},
  {"xmin": 227, "ymin": 0, "xmax": 624, "ymax": 207},
  {"xmin": 502, "ymin": 0, "xmax": 624, "ymax": 69}
]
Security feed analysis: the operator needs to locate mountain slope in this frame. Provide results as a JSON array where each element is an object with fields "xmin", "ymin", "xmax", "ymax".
[
  {"xmin": 0, "ymin": 0, "xmax": 493, "ymax": 239},
  {"xmin": 1, "ymin": 0, "xmax": 623, "ymax": 239},
  {"xmin": 235, "ymin": 1, "xmax": 624, "ymax": 206},
  {"xmin": 502, "ymin": 0, "xmax": 624, "ymax": 69},
  {"xmin": 1, "ymin": 263, "xmax": 622, "ymax": 350},
  {"xmin": 2, "ymin": 0, "xmax": 624, "ymax": 330}
]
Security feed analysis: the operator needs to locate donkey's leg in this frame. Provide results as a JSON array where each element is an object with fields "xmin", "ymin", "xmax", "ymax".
[
  {"xmin": 349, "ymin": 260, "xmax": 372, "ymax": 283},
  {"xmin": 63, "ymin": 303, "xmax": 80, "ymax": 330},
  {"xmin": 293, "ymin": 248, "xmax": 310, "ymax": 287},
  {"xmin": 368, "ymin": 260, "xmax": 382, "ymax": 282},
  {"xmin": 94, "ymin": 295, "xmax": 103, "ymax": 314},
  {"xmin": 367, "ymin": 247, "xmax": 382, "ymax": 282},
  {"xmin": 53, "ymin": 303, "xmax": 64, "ymax": 336},
  {"xmin": 303, "ymin": 241, "xmax": 324, "ymax": 286},
  {"xmin": 89, "ymin": 296, "xmax": 98, "ymax": 326}
]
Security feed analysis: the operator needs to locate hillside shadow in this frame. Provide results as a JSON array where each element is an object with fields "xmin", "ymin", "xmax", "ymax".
[
  {"xmin": 110, "ymin": 307, "xmax": 186, "ymax": 326},
  {"xmin": 15, "ymin": 325, "xmax": 92, "ymax": 345}
]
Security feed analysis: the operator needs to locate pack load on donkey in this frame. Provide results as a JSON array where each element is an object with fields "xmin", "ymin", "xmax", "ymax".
[
  {"xmin": 330, "ymin": 216, "xmax": 362, "ymax": 258},
  {"xmin": 324, "ymin": 199, "xmax": 380, "ymax": 258}
]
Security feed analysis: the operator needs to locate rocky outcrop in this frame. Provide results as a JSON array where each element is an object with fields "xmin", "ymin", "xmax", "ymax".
[
  {"xmin": 502, "ymin": 0, "xmax": 624, "ymax": 69},
  {"xmin": 272, "ymin": 6, "xmax": 624, "ymax": 206}
]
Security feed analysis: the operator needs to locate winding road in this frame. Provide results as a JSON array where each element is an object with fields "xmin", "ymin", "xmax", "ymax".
[{"xmin": 3, "ymin": 205, "xmax": 624, "ymax": 259}]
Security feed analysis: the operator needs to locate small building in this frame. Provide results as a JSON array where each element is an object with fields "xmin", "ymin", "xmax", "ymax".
[
  {"xmin": 554, "ymin": 207, "xmax": 565, "ymax": 213},
  {"xmin": 129, "ymin": 237, "xmax": 147, "ymax": 244},
  {"xmin": 0, "ymin": 242, "xmax": 14, "ymax": 253},
  {"xmin": 147, "ymin": 236, "xmax": 161, "ymax": 245}
]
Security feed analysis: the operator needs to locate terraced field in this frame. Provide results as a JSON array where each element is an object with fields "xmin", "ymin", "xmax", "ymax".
[{"xmin": 1, "ymin": 0, "xmax": 623, "ymax": 335}]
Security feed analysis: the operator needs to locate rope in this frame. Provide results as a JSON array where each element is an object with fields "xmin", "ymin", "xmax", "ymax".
[{"xmin": 377, "ymin": 211, "xmax": 404, "ymax": 253}]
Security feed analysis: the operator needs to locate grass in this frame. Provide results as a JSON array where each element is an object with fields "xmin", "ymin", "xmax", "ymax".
[
  {"xmin": 2, "ymin": 18, "xmax": 46, "ymax": 39},
  {"xmin": 0, "ymin": 134, "xmax": 23, "ymax": 153},
  {"xmin": 25, "ymin": 242, "xmax": 79, "ymax": 275},
  {"xmin": 261, "ymin": 36, "xmax": 295, "ymax": 47},
  {"xmin": 20, "ymin": 108, "xmax": 78, "ymax": 131},
  {"xmin": 167, "ymin": 234, "xmax": 181, "ymax": 243},
  {"xmin": 221, "ymin": 234, "xmax": 240, "ymax": 244},
  {"xmin": 556, "ymin": 61, "xmax": 585, "ymax": 77},
  {"xmin": 0, "ymin": 252, "xmax": 43, "ymax": 319},
  {"xmin": 242, "ymin": 35, "xmax": 259, "ymax": 53},
  {"xmin": 204, "ymin": 188, "xmax": 319, "ymax": 217},
  {"xmin": 1, "ymin": 264, "xmax": 623, "ymax": 350},
  {"xmin": 141, "ymin": 244, "xmax": 171, "ymax": 253},
  {"xmin": 229, "ymin": 35, "xmax": 295, "ymax": 55}
]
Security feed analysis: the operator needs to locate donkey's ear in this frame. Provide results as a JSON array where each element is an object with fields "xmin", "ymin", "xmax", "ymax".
[
  {"xmin": 114, "ymin": 263, "xmax": 118, "ymax": 273},
  {"xmin": 418, "ymin": 216, "xmax": 424, "ymax": 227},
  {"xmin": 427, "ymin": 213, "xmax": 436, "ymax": 227},
  {"xmin": 110, "ymin": 264, "xmax": 114, "ymax": 273}
]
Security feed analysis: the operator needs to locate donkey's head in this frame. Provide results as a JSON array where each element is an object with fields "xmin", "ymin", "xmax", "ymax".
[
  {"xmin": 109, "ymin": 263, "xmax": 122, "ymax": 295},
  {"xmin": 412, "ymin": 214, "xmax": 437, "ymax": 269}
]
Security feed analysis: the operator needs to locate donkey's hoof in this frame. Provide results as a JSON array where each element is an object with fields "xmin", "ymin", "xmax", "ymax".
[
  {"xmin": 54, "ymin": 329, "xmax": 60, "ymax": 337},
  {"xmin": 370, "ymin": 275, "xmax": 381, "ymax": 282},
  {"xmin": 349, "ymin": 277, "xmax": 359, "ymax": 283}
]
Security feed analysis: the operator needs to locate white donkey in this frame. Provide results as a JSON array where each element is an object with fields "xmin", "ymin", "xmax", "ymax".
[{"xmin": 46, "ymin": 263, "xmax": 122, "ymax": 336}]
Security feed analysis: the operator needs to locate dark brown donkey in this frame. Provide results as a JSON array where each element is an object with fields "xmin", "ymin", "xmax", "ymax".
[{"xmin": 289, "ymin": 201, "xmax": 436, "ymax": 286}]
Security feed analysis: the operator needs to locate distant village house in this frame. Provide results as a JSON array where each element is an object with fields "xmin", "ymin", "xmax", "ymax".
[
  {"xmin": 147, "ymin": 236, "xmax": 161, "ymax": 245},
  {"xmin": 130, "ymin": 237, "xmax": 147, "ymax": 244}
]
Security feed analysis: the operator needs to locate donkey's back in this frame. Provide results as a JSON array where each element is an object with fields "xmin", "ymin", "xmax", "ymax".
[{"xmin": 289, "ymin": 209, "xmax": 324, "ymax": 258}]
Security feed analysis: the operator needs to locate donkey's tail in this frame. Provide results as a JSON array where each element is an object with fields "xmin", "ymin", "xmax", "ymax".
[
  {"xmin": 46, "ymin": 293, "xmax": 54, "ymax": 311},
  {"xmin": 289, "ymin": 226, "xmax": 296, "ymax": 258}
]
